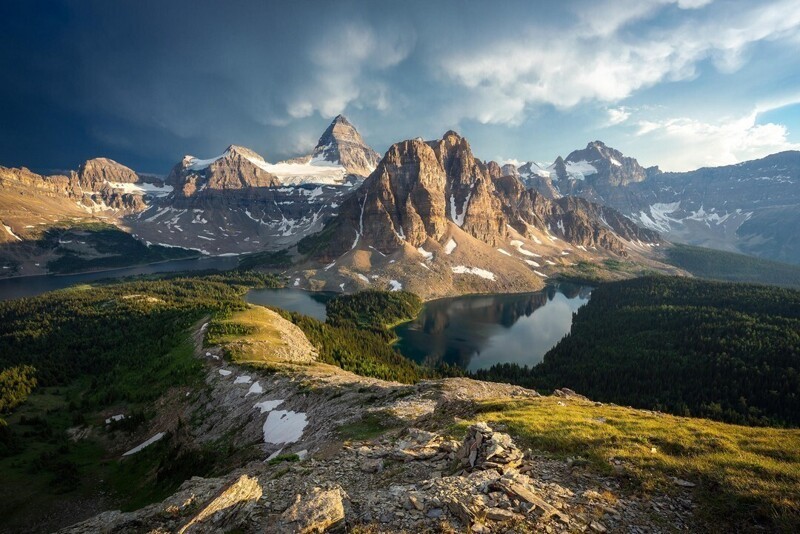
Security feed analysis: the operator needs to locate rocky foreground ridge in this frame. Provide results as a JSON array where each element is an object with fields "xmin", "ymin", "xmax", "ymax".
[{"xmin": 60, "ymin": 313, "xmax": 697, "ymax": 534}]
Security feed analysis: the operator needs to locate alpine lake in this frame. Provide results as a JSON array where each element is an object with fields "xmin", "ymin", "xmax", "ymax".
[{"xmin": 246, "ymin": 283, "xmax": 591, "ymax": 371}]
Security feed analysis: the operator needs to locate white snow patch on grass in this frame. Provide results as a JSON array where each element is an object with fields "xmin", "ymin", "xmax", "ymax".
[
  {"xmin": 389, "ymin": 280, "xmax": 402, "ymax": 291},
  {"xmin": 357, "ymin": 273, "xmax": 370, "ymax": 283},
  {"xmin": 123, "ymin": 432, "xmax": 166, "ymax": 456},
  {"xmin": 417, "ymin": 247, "xmax": 433, "ymax": 260},
  {"xmin": 497, "ymin": 248, "xmax": 512, "ymax": 256},
  {"xmin": 218, "ymin": 369, "xmax": 232, "ymax": 376},
  {"xmin": 525, "ymin": 260, "xmax": 541, "ymax": 267},
  {"xmin": 534, "ymin": 270, "xmax": 548, "ymax": 278},
  {"xmin": 444, "ymin": 238, "xmax": 457, "ymax": 255},
  {"xmin": 2, "ymin": 224, "xmax": 22, "ymax": 241},
  {"xmin": 234, "ymin": 375, "xmax": 252, "ymax": 384},
  {"xmin": 451, "ymin": 266, "xmax": 496, "ymax": 281},
  {"xmin": 509, "ymin": 239, "xmax": 540, "ymax": 257}
]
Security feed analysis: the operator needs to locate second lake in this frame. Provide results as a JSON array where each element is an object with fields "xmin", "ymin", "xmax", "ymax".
[
  {"xmin": 247, "ymin": 284, "xmax": 591, "ymax": 371},
  {"xmin": 394, "ymin": 285, "xmax": 591, "ymax": 371}
]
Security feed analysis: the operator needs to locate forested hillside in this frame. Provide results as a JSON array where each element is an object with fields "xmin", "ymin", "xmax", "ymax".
[
  {"xmin": 665, "ymin": 243, "xmax": 800, "ymax": 288},
  {"xmin": 530, "ymin": 276, "xmax": 800, "ymax": 426}
]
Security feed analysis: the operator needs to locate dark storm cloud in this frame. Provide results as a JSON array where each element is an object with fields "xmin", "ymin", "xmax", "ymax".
[{"xmin": 1, "ymin": 0, "xmax": 798, "ymax": 174}]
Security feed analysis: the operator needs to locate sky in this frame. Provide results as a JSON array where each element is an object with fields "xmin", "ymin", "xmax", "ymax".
[{"xmin": 2, "ymin": 0, "xmax": 800, "ymax": 174}]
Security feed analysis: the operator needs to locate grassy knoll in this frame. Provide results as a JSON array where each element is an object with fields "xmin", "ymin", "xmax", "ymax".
[
  {"xmin": 469, "ymin": 396, "xmax": 800, "ymax": 532},
  {"xmin": 206, "ymin": 306, "xmax": 302, "ymax": 367}
]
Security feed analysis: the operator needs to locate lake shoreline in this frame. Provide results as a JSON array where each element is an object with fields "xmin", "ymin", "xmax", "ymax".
[{"xmin": 247, "ymin": 285, "xmax": 592, "ymax": 372}]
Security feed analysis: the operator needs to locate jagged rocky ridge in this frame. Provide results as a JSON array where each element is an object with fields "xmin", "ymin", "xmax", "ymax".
[
  {"xmin": 0, "ymin": 157, "xmax": 166, "ymax": 221},
  {"xmin": 307, "ymin": 131, "xmax": 659, "ymax": 261}
]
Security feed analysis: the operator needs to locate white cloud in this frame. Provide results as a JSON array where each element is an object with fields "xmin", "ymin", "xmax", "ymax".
[
  {"xmin": 286, "ymin": 23, "xmax": 415, "ymax": 120},
  {"xmin": 606, "ymin": 107, "xmax": 631, "ymax": 126},
  {"xmin": 635, "ymin": 111, "xmax": 800, "ymax": 170},
  {"xmin": 437, "ymin": 0, "xmax": 800, "ymax": 125}
]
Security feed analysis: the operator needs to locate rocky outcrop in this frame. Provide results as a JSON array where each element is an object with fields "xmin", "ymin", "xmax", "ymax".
[
  {"xmin": 321, "ymin": 138, "xmax": 449, "ymax": 256},
  {"xmin": 457, "ymin": 422, "xmax": 524, "ymax": 473},
  {"xmin": 178, "ymin": 474, "xmax": 263, "ymax": 533},
  {"xmin": 309, "ymin": 115, "xmax": 381, "ymax": 176},
  {"xmin": 168, "ymin": 145, "xmax": 280, "ymax": 199},
  {"xmin": 0, "ymin": 166, "xmax": 80, "ymax": 199},
  {"xmin": 309, "ymin": 131, "xmax": 659, "ymax": 262},
  {"xmin": 559, "ymin": 141, "xmax": 647, "ymax": 188},
  {"xmin": 77, "ymin": 157, "xmax": 139, "ymax": 188},
  {"xmin": 280, "ymin": 486, "xmax": 347, "ymax": 533},
  {"xmin": 0, "ymin": 161, "xmax": 150, "ymax": 216},
  {"xmin": 428, "ymin": 131, "xmax": 507, "ymax": 244}
]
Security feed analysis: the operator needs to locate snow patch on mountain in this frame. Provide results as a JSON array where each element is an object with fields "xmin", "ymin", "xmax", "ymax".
[
  {"xmin": 451, "ymin": 265, "xmax": 496, "ymax": 281},
  {"xmin": 563, "ymin": 160, "xmax": 598, "ymax": 180}
]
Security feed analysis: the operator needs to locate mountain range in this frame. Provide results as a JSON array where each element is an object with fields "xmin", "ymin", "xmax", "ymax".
[
  {"xmin": 0, "ymin": 115, "xmax": 797, "ymax": 293},
  {"xmin": 518, "ymin": 141, "xmax": 800, "ymax": 265}
]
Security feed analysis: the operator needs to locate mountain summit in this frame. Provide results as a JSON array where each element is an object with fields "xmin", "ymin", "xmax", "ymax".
[
  {"xmin": 309, "ymin": 115, "xmax": 381, "ymax": 176},
  {"xmin": 293, "ymin": 131, "xmax": 662, "ymax": 298}
]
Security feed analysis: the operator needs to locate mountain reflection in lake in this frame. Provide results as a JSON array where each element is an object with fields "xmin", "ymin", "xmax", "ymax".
[{"xmin": 393, "ymin": 284, "xmax": 591, "ymax": 371}]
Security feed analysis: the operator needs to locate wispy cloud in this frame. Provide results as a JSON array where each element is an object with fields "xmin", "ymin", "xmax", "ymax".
[
  {"xmin": 635, "ymin": 111, "xmax": 800, "ymax": 170},
  {"xmin": 606, "ymin": 107, "xmax": 631, "ymax": 126},
  {"xmin": 285, "ymin": 23, "xmax": 415, "ymax": 120},
  {"xmin": 437, "ymin": 0, "xmax": 800, "ymax": 125}
]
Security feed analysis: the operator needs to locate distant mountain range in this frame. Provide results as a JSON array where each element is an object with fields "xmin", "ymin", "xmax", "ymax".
[
  {"xmin": 514, "ymin": 141, "xmax": 800, "ymax": 265},
  {"xmin": 0, "ymin": 115, "xmax": 797, "ymax": 291}
]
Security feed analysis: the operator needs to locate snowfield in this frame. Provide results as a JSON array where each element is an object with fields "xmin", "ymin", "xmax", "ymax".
[
  {"xmin": 123, "ymin": 432, "xmax": 166, "ymax": 456},
  {"xmin": 262, "ymin": 410, "xmax": 308, "ymax": 444},
  {"xmin": 563, "ymin": 160, "xmax": 598, "ymax": 180},
  {"xmin": 254, "ymin": 399, "xmax": 284, "ymax": 414},
  {"xmin": 510, "ymin": 239, "xmax": 540, "ymax": 257},
  {"xmin": 107, "ymin": 181, "xmax": 173, "ymax": 197},
  {"xmin": 451, "ymin": 265, "xmax": 496, "ymax": 281},
  {"xmin": 246, "ymin": 381, "xmax": 264, "ymax": 396},
  {"xmin": 417, "ymin": 247, "xmax": 434, "ymax": 260}
]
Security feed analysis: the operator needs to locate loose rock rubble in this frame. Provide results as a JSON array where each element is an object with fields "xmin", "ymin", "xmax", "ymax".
[
  {"xmin": 61, "ymin": 319, "xmax": 698, "ymax": 533},
  {"xmin": 64, "ymin": 422, "xmax": 696, "ymax": 533}
]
